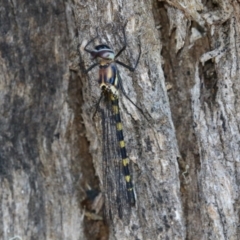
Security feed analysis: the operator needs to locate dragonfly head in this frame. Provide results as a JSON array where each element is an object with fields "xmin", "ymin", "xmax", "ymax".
[{"xmin": 90, "ymin": 44, "xmax": 115, "ymax": 65}]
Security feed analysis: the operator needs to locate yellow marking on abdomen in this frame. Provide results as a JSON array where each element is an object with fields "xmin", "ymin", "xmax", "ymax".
[
  {"xmin": 125, "ymin": 175, "xmax": 131, "ymax": 182},
  {"xmin": 116, "ymin": 122, "xmax": 122, "ymax": 130},
  {"xmin": 112, "ymin": 105, "xmax": 119, "ymax": 114},
  {"xmin": 119, "ymin": 140, "xmax": 125, "ymax": 148},
  {"xmin": 122, "ymin": 158, "xmax": 129, "ymax": 166}
]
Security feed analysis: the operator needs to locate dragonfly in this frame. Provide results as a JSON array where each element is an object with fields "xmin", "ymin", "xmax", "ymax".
[{"xmin": 80, "ymin": 22, "xmax": 141, "ymax": 219}]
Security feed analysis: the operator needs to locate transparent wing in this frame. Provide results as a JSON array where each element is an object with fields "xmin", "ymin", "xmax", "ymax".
[{"xmin": 97, "ymin": 93, "xmax": 132, "ymax": 223}]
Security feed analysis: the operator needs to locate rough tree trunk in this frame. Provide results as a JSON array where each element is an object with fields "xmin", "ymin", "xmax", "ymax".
[{"xmin": 0, "ymin": 0, "xmax": 240, "ymax": 239}]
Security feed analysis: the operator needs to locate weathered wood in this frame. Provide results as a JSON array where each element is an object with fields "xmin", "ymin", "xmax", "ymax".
[
  {"xmin": 1, "ymin": 0, "xmax": 240, "ymax": 239},
  {"xmin": 160, "ymin": 1, "xmax": 240, "ymax": 239},
  {"xmin": 0, "ymin": 1, "xmax": 87, "ymax": 239}
]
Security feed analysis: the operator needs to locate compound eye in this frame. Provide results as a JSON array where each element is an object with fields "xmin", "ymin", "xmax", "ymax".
[{"xmin": 102, "ymin": 52, "xmax": 114, "ymax": 60}]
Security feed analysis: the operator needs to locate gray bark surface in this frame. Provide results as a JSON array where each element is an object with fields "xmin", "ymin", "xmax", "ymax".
[{"xmin": 0, "ymin": 0, "xmax": 240, "ymax": 239}]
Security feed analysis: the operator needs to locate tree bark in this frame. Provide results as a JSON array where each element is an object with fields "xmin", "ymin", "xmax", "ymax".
[{"xmin": 1, "ymin": 0, "xmax": 240, "ymax": 239}]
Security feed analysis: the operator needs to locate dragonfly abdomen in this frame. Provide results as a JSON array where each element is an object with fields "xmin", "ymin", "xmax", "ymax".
[{"xmin": 111, "ymin": 97, "xmax": 136, "ymax": 206}]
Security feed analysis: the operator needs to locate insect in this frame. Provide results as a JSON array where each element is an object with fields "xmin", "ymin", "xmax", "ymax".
[{"xmin": 80, "ymin": 23, "xmax": 141, "ymax": 218}]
